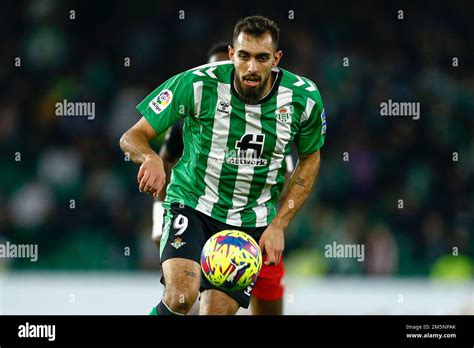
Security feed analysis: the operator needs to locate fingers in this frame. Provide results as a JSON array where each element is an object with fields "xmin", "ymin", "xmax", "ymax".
[
  {"xmin": 141, "ymin": 175, "xmax": 161, "ymax": 194},
  {"xmin": 258, "ymin": 236, "xmax": 273, "ymax": 265},
  {"xmin": 262, "ymin": 236, "xmax": 275, "ymax": 265},
  {"xmin": 264, "ymin": 244, "xmax": 283, "ymax": 266},
  {"xmin": 143, "ymin": 175, "xmax": 157, "ymax": 194},
  {"xmin": 139, "ymin": 169, "xmax": 165, "ymax": 196},
  {"xmin": 264, "ymin": 253, "xmax": 275, "ymax": 265},
  {"xmin": 265, "ymin": 248, "xmax": 278, "ymax": 265},
  {"xmin": 139, "ymin": 169, "xmax": 151, "ymax": 192},
  {"xmin": 138, "ymin": 156, "xmax": 165, "ymax": 195},
  {"xmin": 137, "ymin": 165, "xmax": 145, "ymax": 184},
  {"xmin": 259, "ymin": 233, "xmax": 284, "ymax": 266},
  {"xmin": 152, "ymin": 175, "xmax": 165, "ymax": 195},
  {"xmin": 275, "ymin": 251, "xmax": 282, "ymax": 265}
]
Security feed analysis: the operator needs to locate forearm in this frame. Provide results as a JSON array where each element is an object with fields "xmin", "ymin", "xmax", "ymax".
[
  {"xmin": 272, "ymin": 151, "xmax": 321, "ymax": 229},
  {"xmin": 277, "ymin": 171, "xmax": 292, "ymax": 207},
  {"xmin": 120, "ymin": 129, "xmax": 159, "ymax": 165}
]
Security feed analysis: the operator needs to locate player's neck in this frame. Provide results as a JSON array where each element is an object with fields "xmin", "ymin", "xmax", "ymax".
[
  {"xmin": 260, "ymin": 71, "xmax": 278, "ymax": 100},
  {"xmin": 233, "ymin": 70, "xmax": 279, "ymax": 105}
]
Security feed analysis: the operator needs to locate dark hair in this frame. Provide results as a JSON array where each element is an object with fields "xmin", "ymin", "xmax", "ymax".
[
  {"xmin": 233, "ymin": 15, "xmax": 280, "ymax": 50},
  {"xmin": 207, "ymin": 42, "xmax": 230, "ymax": 59}
]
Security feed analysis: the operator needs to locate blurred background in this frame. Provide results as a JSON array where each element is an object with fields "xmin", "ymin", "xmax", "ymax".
[{"xmin": 0, "ymin": 0, "xmax": 472, "ymax": 314}]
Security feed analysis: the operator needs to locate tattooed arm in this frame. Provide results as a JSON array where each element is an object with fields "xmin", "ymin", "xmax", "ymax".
[
  {"xmin": 275, "ymin": 150, "xmax": 321, "ymax": 227},
  {"xmin": 258, "ymin": 150, "xmax": 321, "ymax": 265}
]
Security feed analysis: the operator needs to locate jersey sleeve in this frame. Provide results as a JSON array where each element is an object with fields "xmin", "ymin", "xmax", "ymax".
[
  {"xmin": 136, "ymin": 72, "xmax": 194, "ymax": 135},
  {"xmin": 295, "ymin": 89, "xmax": 326, "ymax": 155}
]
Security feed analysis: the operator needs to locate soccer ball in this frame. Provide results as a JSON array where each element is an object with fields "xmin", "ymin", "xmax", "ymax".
[{"xmin": 201, "ymin": 230, "xmax": 262, "ymax": 291}]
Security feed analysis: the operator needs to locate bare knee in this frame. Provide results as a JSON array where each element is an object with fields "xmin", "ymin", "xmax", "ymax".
[
  {"xmin": 162, "ymin": 258, "xmax": 201, "ymax": 314},
  {"xmin": 199, "ymin": 289, "xmax": 240, "ymax": 315},
  {"xmin": 163, "ymin": 286, "xmax": 199, "ymax": 314}
]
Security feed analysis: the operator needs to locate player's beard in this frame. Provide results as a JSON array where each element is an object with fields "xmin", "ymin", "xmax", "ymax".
[{"xmin": 234, "ymin": 72, "xmax": 271, "ymax": 104}]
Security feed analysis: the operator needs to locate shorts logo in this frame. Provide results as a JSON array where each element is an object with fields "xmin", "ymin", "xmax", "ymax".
[
  {"xmin": 217, "ymin": 100, "xmax": 231, "ymax": 114},
  {"xmin": 275, "ymin": 105, "xmax": 293, "ymax": 123},
  {"xmin": 170, "ymin": 237, "xmax": 186, "ymax": 250},
  {"xmin": 244, "ymin": 282, "xmax": 255, "ymax": 297},
  {"xmin": 149, "ymin": 89, "xmax": 173, "ymax": 114}
]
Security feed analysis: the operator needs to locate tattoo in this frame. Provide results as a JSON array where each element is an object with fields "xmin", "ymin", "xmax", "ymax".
[
  {"xmin": 295, "ymin": 177, "xmax": 306, "ymax": 187},
  {"xmin": 184, "ymin": 270, "xmax": 197, "ymax": 279}
]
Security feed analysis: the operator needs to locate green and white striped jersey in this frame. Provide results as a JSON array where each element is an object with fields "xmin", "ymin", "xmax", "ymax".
[{"xmin": 137, "ymin": 61, "xmax": 326, "ymax": 228}]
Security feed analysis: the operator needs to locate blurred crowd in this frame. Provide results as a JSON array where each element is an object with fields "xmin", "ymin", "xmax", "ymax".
[{"xmin": 0, "ymin": 0, "xmax": 472, "ymax": 277}]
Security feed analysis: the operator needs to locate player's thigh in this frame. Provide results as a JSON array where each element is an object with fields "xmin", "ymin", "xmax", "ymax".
[
  {"xmin": 162, "ymin": 257, "xmax": 201, "ymax": 296},
  {"xmin": 199, "ymin": 289, "xmax": 240, "ymax": 315},
  {"xmin": 160, "ymin": 203, "xmax": 206, "ymax": 297}
]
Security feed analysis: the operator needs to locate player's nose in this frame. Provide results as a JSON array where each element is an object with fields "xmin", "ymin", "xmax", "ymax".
[{"xmin": 247, "ymin": 58, "xmax": 258, "ymax": 74}]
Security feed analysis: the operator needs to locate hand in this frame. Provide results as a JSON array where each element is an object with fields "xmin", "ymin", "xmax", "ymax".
[
  {"xmin": 258, "ymin": 223, "xmax": 285, "ymax": 265},
  {"xmin": 137, "ymin": 154, "xmax": 166, "ymax": 199}
]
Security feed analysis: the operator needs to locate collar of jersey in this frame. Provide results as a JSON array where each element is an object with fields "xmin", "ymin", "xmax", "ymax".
[{"xmin": 230, "ymin": 67, "xmax": 283, "ymax": 105}]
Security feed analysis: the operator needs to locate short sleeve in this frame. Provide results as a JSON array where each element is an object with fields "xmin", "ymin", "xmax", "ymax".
[
  {"xmin": 136, "ymin": 72, "xmax": 193, "ymax": 135},
  {"xmin": 295, "ymin": 91, "xmax": 326, "ymax": 155}
]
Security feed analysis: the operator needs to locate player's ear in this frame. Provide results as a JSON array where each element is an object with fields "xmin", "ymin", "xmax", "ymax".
[
  {"xmin": 228, "ymin": 45, "xmax": 235, "ymax": 62},
  {"xmin": 273, "ymin": 50, "xmax": 283, "ymax": 67}
]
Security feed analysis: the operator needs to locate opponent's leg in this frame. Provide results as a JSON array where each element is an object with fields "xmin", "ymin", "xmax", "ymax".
[
  {"xmin": 199, "ymin": 289, "xmax": 240, "ymax": 315},
  {"xmin": 250, "ymin": 256, "xmax": 285, "ymax": 315},
  {"xmin": 250, "ymin": 297, "xmax": 283, "ymax": 315},
  {"xmin": 153, "ymin": 258, "xmax": 201, "ymax": 315}
]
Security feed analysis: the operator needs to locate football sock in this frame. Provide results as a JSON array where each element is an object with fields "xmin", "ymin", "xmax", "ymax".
[
  {"xmin": 148, "ymin": 306, "xmax": 158, "ymax": 315},
  {"xmin": 151, "ymin": 300, "xmax": 185, "ymax": 316}
]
